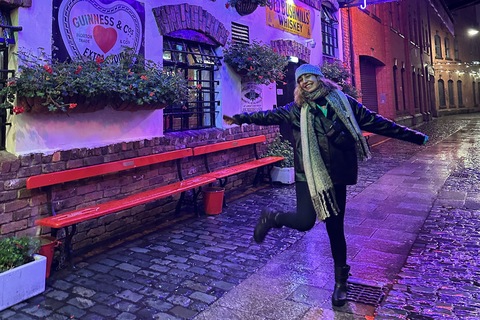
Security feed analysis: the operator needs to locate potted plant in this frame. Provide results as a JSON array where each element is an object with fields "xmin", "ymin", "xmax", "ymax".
[
  {"xmin": 0, "ymin": 48, "xmax": 188, "ymax": 114},
  {"xmin": 225, "ymin": 0, "xmax": 271, "ymax": 16},
  {"xmin": 0, "ymin": 236, "xmax": 46, "ymax": 311},
  {"xmin": 223, "ymin": 40, "xmax": 288, "ymax": 85},
  {"xmin": 264, "ymin": 135, "xmax": 295, "ymax": 184}
]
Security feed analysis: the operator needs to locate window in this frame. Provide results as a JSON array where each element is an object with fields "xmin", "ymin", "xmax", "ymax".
[
  {"xmin": 412, "ymin": 17, "xmax": 419, "ymax": 45},
  {"xmin": 448, "ymin": 80, "xmax": 455, "ymax": 106},
  {"xmin": 457, "ymin": 80, "xmax": 463, "ymax": 106},
  {"xmin": 401, "ymin": 66, "xmax": 407, "ymax": 111},
  {"xmin": 393, "ymin": 66, "xmax": 399, "ymax": 111},
  {"xmin": 473, "ymin": 82, "xmax": 477, "ymax": 106},
  {"xmin": 321, "ymin": 5, "xmax": 338, "ymax": 57},
  {"xmin": 454, "ymin": 39, "xmax": 459, "ymax": 60},
  {"xmin": 417, "ymin": 73, "xmax": 422, "ymax": 112},
  {"xmin": 389, "ymin": 2, "xmax": 402, "ymax": 33},
  {"xmin": 438, "ymin": 79, "xmax": 446, "ymax": 107},
  {"xmin": 434, "ymin": 34, "xmax": 442, "ymax": 59},
  {"xmin": 424, "ymin": 27, "xmax": 430, "ymax": 54},
  {"xmin": 162, "ymin": 36, "xmax": 221, "ymax": 132},
  {"xmin": 444, "ymin": 38, "xmax": 451, "ymax": 59},
  {"xmin": 0, "ymin": 8, "xmax": 18, "ymax": 151},
  {"xmin": 412, "ymin": 70, "xmax": 418, "ymax": 109},
  {"xmin": 478, "ymin": 83, "xmax": 480, "ymax": 105}
]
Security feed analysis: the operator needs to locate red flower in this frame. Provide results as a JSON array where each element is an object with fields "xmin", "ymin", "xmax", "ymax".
[
  {"xmin": 196, "ymin": 84, "xmax": 202, "ymax": 90},
  {"xmin": 140, "ymin": 75, "xmax": 148, "ymax": 80},
  {"xmin": 225, "ymin": 3, "xmax": 230, "ymax": 8},
  {"xmin": 69, "ymin": 103, "xmax": 77, "ymax": 109},
  {"xmin": 95, "ymin": 56, "xmax": 104, "ymax": 64},
  {"xmin": 247, "ymin": 57, "xmax": 253, "ymax": 61},
  {"xmin": 258, "ymin": 76, "xmax": 263, "ymax": 79},
  {"xmin": 75, "ymin": 66, "xmax": 82, "ymax": 74},
  {"xmin": 43, "ymin": 64, "xmax": 53, "ymax": 74},
  {"xmin": 13, "ymin": 106, "xmax": 24, "ymax": 114},
  {"xmin": 7, "ymin": 80, "xmax": 16, "ymax": 86},
  {"xmin": 149, "ymin": 92, "xmax": 154, "ymax": 97}
]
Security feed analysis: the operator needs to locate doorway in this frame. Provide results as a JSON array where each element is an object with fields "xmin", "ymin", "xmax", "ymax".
[{"xmin": 359, "ymin": 56, "xmax": 384, "ymax": 113}]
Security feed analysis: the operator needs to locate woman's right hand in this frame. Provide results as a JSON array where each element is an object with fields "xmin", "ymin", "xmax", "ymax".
[{"xmin": 223, "ymin": 115, "xmax": 236, "ymax": 125}]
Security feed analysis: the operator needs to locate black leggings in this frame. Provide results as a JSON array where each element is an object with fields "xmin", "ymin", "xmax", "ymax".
[{"xmin": 275, "ymin": 181, "xmax": 347, "ymax": 267}]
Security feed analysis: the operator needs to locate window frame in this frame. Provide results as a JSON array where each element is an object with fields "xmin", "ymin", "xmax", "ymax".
[
  {"xmin": 162, "ymin": 37, "xmax": 221, "ymax": 132},
  {"xmin": 321, "ymin": 5, "xmax": 338, "ymax": 57},
  {"xmin": 434, "ymin": 34, "xmax": 442, "ymax": 59}
]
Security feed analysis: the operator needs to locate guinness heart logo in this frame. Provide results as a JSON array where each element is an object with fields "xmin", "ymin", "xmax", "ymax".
[
  {"xmin": 57, "ymin": 0, "xmax": 143, "ymax": 61},
  {"xmin": 93, "ymin": 26, "xmax": 118, "ymax": 54}
]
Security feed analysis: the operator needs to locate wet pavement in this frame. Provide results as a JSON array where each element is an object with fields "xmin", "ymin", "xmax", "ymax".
[{"xmin": 1, "ymin": 113, "xmax": 479, "ymax": 320}]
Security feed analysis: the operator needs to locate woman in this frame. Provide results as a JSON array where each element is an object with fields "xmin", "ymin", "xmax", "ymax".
[{"xmin": 223, "ymin": 64, "xmax": 428, "ymax": 307}]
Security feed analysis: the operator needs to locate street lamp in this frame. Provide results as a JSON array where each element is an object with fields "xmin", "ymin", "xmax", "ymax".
[{"xmin": 467, "ymin": 28, "xmax": 479, "ymax": 36}]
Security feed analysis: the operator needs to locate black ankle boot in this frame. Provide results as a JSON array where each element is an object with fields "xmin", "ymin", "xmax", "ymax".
[
  {"xmin": 332, "ymin": 265, "xmax": 350, "ymax": 307},
  {"xmin": 253, "ymin": 208, "xmax": 280, "ymax": 243}
]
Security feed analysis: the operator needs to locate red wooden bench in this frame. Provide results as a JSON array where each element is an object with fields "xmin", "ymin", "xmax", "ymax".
[
  {"xmin": 362, "ymin": 131, "xmax": 374, "ymax": 148},
  {"xmin": 193, "ymin": 135, "xmax": 284, "ymax": 206},
  {"xmin": 27, "ymin": 148, "xmax": 216, "ymax": 263}
]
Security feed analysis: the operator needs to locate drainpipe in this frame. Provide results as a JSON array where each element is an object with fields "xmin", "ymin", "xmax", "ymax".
[{"xmin": 348, "ymin": 7, "xmax": 356, "ymax": 87}]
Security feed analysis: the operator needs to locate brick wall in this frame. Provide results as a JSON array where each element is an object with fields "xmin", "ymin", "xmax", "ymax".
[{"xmin": 0, "ymin": 125, "xmax": 279, "ymax": 253}]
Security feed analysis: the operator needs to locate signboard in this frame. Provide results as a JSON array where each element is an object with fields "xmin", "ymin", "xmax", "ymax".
[
  {"xmin": 241, "ymin": 82, "xmax": 263, "ymax": 112},
  {"xmin": 53, "ymin": 0, "xmax": 145, "ymax": 62},
  {"xmin": 266, "ymin": 0, "xmax": 312, "ymax": 39}
]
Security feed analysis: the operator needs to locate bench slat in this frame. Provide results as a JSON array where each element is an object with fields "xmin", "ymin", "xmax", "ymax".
[
  {"xmin": 193, "ymin": 135, "xmax": 266, "ymax": 156},
  {"xmin": 206, "ymin": 156, "xmax": 284, "ymax": 179},
  {"xmin": 27, "ymin": 148, "xmax": 193, "ymax": 189},
  {"xmin": 35, "ymin": 175, "xmax": 216, "ymax": 229}
]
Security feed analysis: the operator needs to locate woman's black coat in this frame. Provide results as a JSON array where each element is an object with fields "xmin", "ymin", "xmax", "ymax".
[{"xmin": 232, "ymin": 95, "xmax": 426, "ymax": 185}]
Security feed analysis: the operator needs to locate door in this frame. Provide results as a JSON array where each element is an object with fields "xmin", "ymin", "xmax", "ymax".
[{"xmin": 359, "ymin": 56, "xmax": 380, "ymax": 112}]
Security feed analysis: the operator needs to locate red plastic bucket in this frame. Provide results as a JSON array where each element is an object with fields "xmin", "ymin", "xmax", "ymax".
[
  {"xmin": 203, "ymin": 187, "xmax": 225, "ymax": 215},
  {"xmin": 38, "ymin": 236, "xmax": 59, "ymax": 279}
]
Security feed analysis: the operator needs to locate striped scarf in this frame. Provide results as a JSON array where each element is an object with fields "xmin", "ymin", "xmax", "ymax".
[{"xmin": 300, "ymin": 89, "xmax": 371, "ymax": 221}]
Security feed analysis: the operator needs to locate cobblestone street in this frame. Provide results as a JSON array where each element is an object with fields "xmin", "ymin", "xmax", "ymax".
[{"xmin": 1, "ymin": 114, "xmax": 479, "ymax": 320}]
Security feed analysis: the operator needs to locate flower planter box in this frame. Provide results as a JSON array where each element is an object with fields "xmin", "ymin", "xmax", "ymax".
[
  {"xmin": 0, "ymin": 254, "xmax": 46, "ymax": 311},
  {"xmin": 270, "ymin": 166, "xmax": 295, "ymax": 184}
]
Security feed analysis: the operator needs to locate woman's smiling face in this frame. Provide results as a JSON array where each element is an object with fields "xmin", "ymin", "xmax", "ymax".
[{"xmin": 297, "ymin": 74, "xmax": 320, "ymax": 93}]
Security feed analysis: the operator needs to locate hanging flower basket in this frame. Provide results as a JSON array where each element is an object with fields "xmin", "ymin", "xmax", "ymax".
[
  {"xmin": 223, "ymin": 40, "xmax": 288, "ymax": 85},
  {"xmin": 235, "ymin": 1, "xmax": 258, "ymax": 15}
]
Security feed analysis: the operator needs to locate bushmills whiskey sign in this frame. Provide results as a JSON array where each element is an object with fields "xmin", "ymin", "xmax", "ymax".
[{"xmin": 266, "ymin": 0, "xmax": 312, "ymax": 38}]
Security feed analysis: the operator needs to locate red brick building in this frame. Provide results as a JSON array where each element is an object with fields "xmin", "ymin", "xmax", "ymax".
[{"xmin": 341, "ymin": 0, "xmax": 479, "ymax": 125}]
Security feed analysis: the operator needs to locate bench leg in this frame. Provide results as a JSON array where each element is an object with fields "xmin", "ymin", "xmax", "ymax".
[
  {"xmin": 218, "ymin": 178, "xmax": 228, "ymax": 208},
  {"xmin": 63, "ymin": 225, "xmax": 77, "ymax": 267},
  {"xmin": 175, "ymin": 192, "xmax": 185, "ymax": 214},
  {"xmin": 253, "ymin": 166, "xmax": 273, "ymax": 186},
  {"xmin": 192, "ymin": 188, "xmax": 203, "ymax": 217}
]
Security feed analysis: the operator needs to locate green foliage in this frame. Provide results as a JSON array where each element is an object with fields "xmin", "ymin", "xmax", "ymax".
[
  {"xmin": 321, "ymin": 60, "xmax": 360, "ymax": 99},
  {"xmin": 0, "ymin": 48, "xmax": 188, "ymax": 113},
  {"xmin": 223, "ymin": 40, "xmax": 288, "ymax": 85},
  {"xmin": 264, "ymin": 135, "xmax": 294, "ymax": 168},
  {"xmin": 0, "ymin": 237, "xmax": 40, "ymax": 273}
]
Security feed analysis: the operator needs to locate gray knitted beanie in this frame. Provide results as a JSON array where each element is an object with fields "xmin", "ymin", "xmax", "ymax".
[{"xmin": 295, "ymin": 64, "xmax": 324, "ymax": 82}]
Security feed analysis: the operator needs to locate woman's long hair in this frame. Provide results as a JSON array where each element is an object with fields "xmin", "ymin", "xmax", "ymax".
[{"xmin": 294, "ymin": 76, "xmax": 341, "ymax": 106}]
